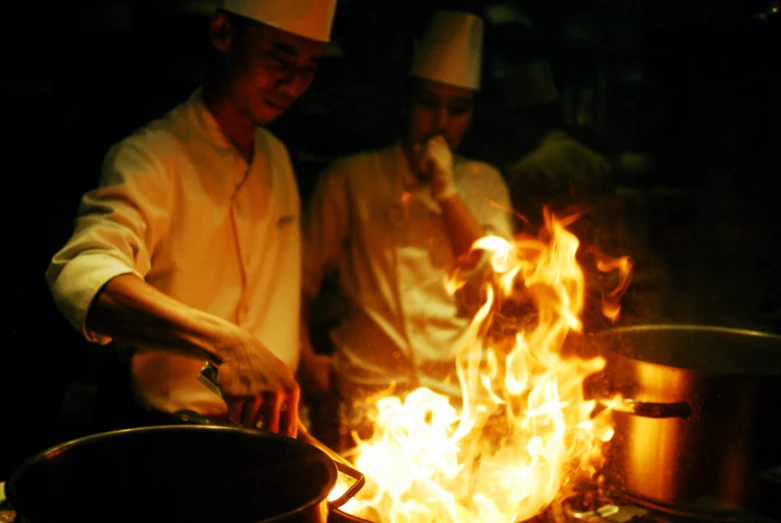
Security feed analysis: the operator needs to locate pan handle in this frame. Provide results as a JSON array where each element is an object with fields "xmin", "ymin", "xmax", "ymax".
[
  {"xmin": 196, "ymin": 362, "xmax": 367, "ymax": 505},
  {"xmin": 329, "ymin": 461, "xmax": 366, "ymax": 509},
  {"xmin": 297, "ymin": 425, "xmax": 366, "ymax": 508}
]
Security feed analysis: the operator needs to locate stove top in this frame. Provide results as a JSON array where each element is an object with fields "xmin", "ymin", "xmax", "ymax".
[{"xmin": 545, "ymin": 482, "xmax": 781, "ymax": 523}]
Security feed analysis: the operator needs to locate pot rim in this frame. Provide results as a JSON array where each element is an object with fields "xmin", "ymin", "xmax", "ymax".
[
  {"xmin": 591, "ymin": 323, "xmax": 781, "ymax": 376},
  {"xmin": 6, "ymin": 424, "xmax": 338, "ymax": 523},
  {"xmin": 598, "ymin": 323, "xmax": 781, "ymax": 340}
]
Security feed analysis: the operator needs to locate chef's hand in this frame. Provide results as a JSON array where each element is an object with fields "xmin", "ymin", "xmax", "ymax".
[
  {"xmin": 215, "ymin": 328, "xmax": 300, "ymax": 437},
  {"xmin": 417, "ymin": 135, "xmax": 457, "ymax": 201}
]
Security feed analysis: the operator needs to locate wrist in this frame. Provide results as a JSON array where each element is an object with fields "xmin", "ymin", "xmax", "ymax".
[
  {"xmin": 433, "ymin": 185, "xmax": 458, "ymax": 202},
  {"xmin": 197, "ymin": 312, "xmax": 243, "ymax": 364},
  {"xmin": 431, "ymin": 173, "xmax": 457, "ymax": 201}
]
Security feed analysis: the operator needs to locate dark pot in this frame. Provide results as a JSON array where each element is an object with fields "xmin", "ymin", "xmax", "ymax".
[
  {"xmin": 585, "ymin": 324, "xmax": 781, "ymax": 518},
  {"xmin": 6, "ymin": 425, "xmax": 363, "ymax": 523}
]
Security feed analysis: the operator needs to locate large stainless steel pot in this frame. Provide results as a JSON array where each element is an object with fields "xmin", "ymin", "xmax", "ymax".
[
  {"xmin": 5, "ymin": 425, "xmax": 363, "ymax": 523},
  {"xmin": 585, "ymin": 324, "xmax": 781, "ymax": 518}
]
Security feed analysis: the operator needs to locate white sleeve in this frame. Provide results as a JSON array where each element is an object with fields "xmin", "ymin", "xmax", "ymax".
[
  {"xmin": 481, "ymin": 167, "xmax": 514, "ymax": 239},
  {"xmin": 45, "ymin": 135, "xmax": 171, "ymax": 342},
  {"xmin": 462, "ymin": 162, "xmax": 514, "ymax": 239}
]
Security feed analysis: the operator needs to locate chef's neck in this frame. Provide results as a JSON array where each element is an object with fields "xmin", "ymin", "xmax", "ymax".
[
  {"xmin": 202, "ymin": 82, "xmax": 256, "ymax": 163},
  {"xmin": 401, "ymin": 139, "xmax": 431, "ymax": 184}
]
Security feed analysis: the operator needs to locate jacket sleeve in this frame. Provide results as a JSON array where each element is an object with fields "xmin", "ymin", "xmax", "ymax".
[
  {"xmin": 301, "ymin": 161, "xmax": 351, "ymax": 301},
  {"xmin": 45, "ymin": 135, "xmax": 172, "ymax": 343},
  {"xmin": 480, "ymin": 166, "xmax": 514, "ymax": 239},
  {"xmin": 463, "ymin": 163, "xmax": 514, "ymax": 239},
  {"xmin": 449, "ymin": 163, "xmax": 516, "ymax": 312}
]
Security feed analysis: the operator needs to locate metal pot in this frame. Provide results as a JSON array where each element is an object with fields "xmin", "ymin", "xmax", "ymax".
[
  {"xmin": 5, "ymin": 425, "xmax": 364, "ymax": 523},
  {"xmin": 585, "ymin": 324, "xmax": 781, "ymax": 518}
]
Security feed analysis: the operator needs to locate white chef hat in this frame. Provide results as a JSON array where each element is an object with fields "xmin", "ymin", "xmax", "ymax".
[
  {"xmin": 221, "ymin": 0, "xmax": 337, "ymax": 43},
  {"xmin": 408, "ymin": 10, "xmax": 484, "ymax": 91},
  {"xmin": 504, "ymin": 60, "xmax": 559, "ymax": 109}
]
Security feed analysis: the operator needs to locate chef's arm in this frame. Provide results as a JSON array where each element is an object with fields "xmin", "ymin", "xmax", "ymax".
[
  {"xmin": 295, "ymin": 163, "xmax": 350, "ymax": 396},
  {"xmin": 423, "ymin": 136, "xmax": 498, "ymax": 266},
  {"xmin": 86, "ymin": 273, "xmax": 233, "ymax": 363},
  {"xmin": 86, "ymin": 273, "xmax": 301, "ymax": 435},
  {"xmin": 297, "ymin": 292, "xmax": 333, "ymax": 396},
  {"xmin": 299, "ymin": 294, "xmax": 316, "ymax": 362},
  {"xmin": 438, "ymin": 194, "xmax": 486, "ymax": 264}
]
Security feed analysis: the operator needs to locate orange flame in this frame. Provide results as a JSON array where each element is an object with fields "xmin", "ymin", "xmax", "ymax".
[{"xmin": 332, "ymin": 207, "xmax": 633, "ymax": 522}]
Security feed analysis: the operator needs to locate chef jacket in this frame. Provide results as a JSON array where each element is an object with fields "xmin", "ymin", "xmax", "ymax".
[
  {"xmin": 303, "ymin": 143, "xmax": 512, "ymax": 397},
  {"xmin": 46, "ymin": 89, "xmax": 302, "ymax": 416}
]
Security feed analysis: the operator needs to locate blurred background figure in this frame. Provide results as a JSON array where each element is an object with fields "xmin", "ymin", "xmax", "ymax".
[{"xmin": 503, "ymin": 60, "xmax": 613, "ymax": 223}]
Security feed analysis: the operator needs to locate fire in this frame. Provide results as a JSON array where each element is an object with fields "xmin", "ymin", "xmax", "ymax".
[{"xmin": 331, "ymin": 207, "xmax": 633, "ymax": 522}]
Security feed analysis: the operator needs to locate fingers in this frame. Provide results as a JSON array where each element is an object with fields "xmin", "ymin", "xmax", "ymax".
[
  {"xmin": 227, "ymin": 398, "xmax": 244, "ymax": 426},
  {"xmin": 263, "ymin": 391, "xmax": 283, "ymax": 434},
  {"xmin": 225, "ymin": 385, "xmax": 299, "ymax": 436},
  {"xmin": 242, "ymin": 394, "xmax": 263, "ymax": 428},
  {"xmin": 425, "ymin": 135, "xmax": 449, "ymax": 158},
  {"xmin": 281, "ymin": 386, "xmax": 301, "ymax": 438},
  {"xmin": 423, "ymin": 137, "xmax": 452, "ymax": 174},
  {"xmin": 214, "ymin": 340, "xmax": 302, "ymax": 435},
  {"xmin": 427, "ymin": 134, "xmax": 448, "ymax": 150},
  {"xmin": 262, "ymin": 382, "xmax": 300, "ymax": 437}
]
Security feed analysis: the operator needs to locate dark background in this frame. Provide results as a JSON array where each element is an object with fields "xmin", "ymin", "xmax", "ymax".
[{"xmin": 1, "ymin": 0, "xmax": 780, "ymax": 478}]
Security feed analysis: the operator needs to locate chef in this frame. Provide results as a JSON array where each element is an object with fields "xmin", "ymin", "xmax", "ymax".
[
  {"xmin": 45, "ymin": 0, "xmax": 337, "ymax": 437},
  {"xmin": 298, "ymin": 10, "xmax": 513, "ymax": 448}
]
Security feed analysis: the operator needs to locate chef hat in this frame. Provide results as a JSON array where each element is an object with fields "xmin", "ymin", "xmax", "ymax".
[
  {"xmin": 504, "ymin": 60, "xmax": 559, "ymax": 109},
  {"xmin": 221, "ymin": 0, "xmax": 337, "ymax": 42},
  {"xmin": 408, "ymin": 10, "xmax": 484, "ymax": 91}
]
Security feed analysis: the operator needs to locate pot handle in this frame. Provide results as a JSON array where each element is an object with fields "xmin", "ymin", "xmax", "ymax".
[
  {"xmin": 295, "ymin": 424, "xmax": 366, "ymax": 508},
  {"xmin": 329, "ymin": 461, "xmax": 366, "ymax": 509},
  {"xmin": 196, "ymin": 362, "xmax": 367, "ymax": 506},
  {"xmin": 600, "ymin": 397, "xmax": 691, "ymax": 419}
]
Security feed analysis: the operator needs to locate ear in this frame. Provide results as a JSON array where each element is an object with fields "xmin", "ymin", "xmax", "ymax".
[{"xmin": 209, "ymin": 11, "xmax": 234, "ymax": 54}]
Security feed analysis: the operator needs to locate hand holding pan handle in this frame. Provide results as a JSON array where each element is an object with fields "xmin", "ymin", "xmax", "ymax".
[{"xmin": 195, "ymin": 362, "xmax": 366, "ymax": 508}]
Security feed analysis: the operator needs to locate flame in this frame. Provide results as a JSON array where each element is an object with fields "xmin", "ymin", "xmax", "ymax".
[{"xmin": 332, "ymin": 207, "xmax": 633, "ymax": 522}]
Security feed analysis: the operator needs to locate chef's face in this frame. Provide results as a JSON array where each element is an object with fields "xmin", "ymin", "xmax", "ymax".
[
  {"xmin": 211, "ymin": 12, "xmax": 327, "ymax": 126},
  {"xmin": 405, "ymin": 79, "xmax": 475, "ymax": 151}
]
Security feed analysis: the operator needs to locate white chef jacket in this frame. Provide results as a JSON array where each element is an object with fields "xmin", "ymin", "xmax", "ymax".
[
  {"xmin": 46, "ymin": 89, "xmax": 302, "ymax": 416},
  {"xmin": 303, "ymin": 143, "xmax": 512, "ymax": 396}
]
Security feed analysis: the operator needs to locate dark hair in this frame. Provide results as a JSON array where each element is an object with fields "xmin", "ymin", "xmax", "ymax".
[
  {"xmin": 404, "ymin": 77, "xmax": 424, "ymax": 99},
  {"xmin": 216, "ymin": 9, "xmax": 257, "ymax": 41},
  {"xmin": 205, "ymin": 9, "xmax": 258, "ymax": 68}
]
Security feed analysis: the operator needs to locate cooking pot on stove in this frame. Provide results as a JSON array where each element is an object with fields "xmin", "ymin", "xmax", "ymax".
[
  {"xmin": 5, "ymin": 425, "xmax": 364, "ymax": 523},
  {"xmin": 582, "ymin": 324, "xmax": 781, "ymax": 519}
]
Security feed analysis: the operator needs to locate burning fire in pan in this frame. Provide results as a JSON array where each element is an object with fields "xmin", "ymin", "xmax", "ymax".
[{"xmin": 332, "ymin": 207, "xmax": 633, "ymax": 523}]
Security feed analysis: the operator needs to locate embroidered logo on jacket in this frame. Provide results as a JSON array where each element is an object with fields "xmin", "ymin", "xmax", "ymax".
[{"xmin": 277, "ymin": 214, "xmax": 296, "ymax": 228}]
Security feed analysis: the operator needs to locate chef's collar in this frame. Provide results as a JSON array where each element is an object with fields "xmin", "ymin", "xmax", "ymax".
[
  {"xmin": 189, "ymin": 88, "xmax": 235, "ymax": 151},
  {"xmin": 188, "ymin": 88, "xmax": 258, "ymax": 194},
  {"xmin": 189, "ymin": 88, "xmax": 260, "ymax": 172}
]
